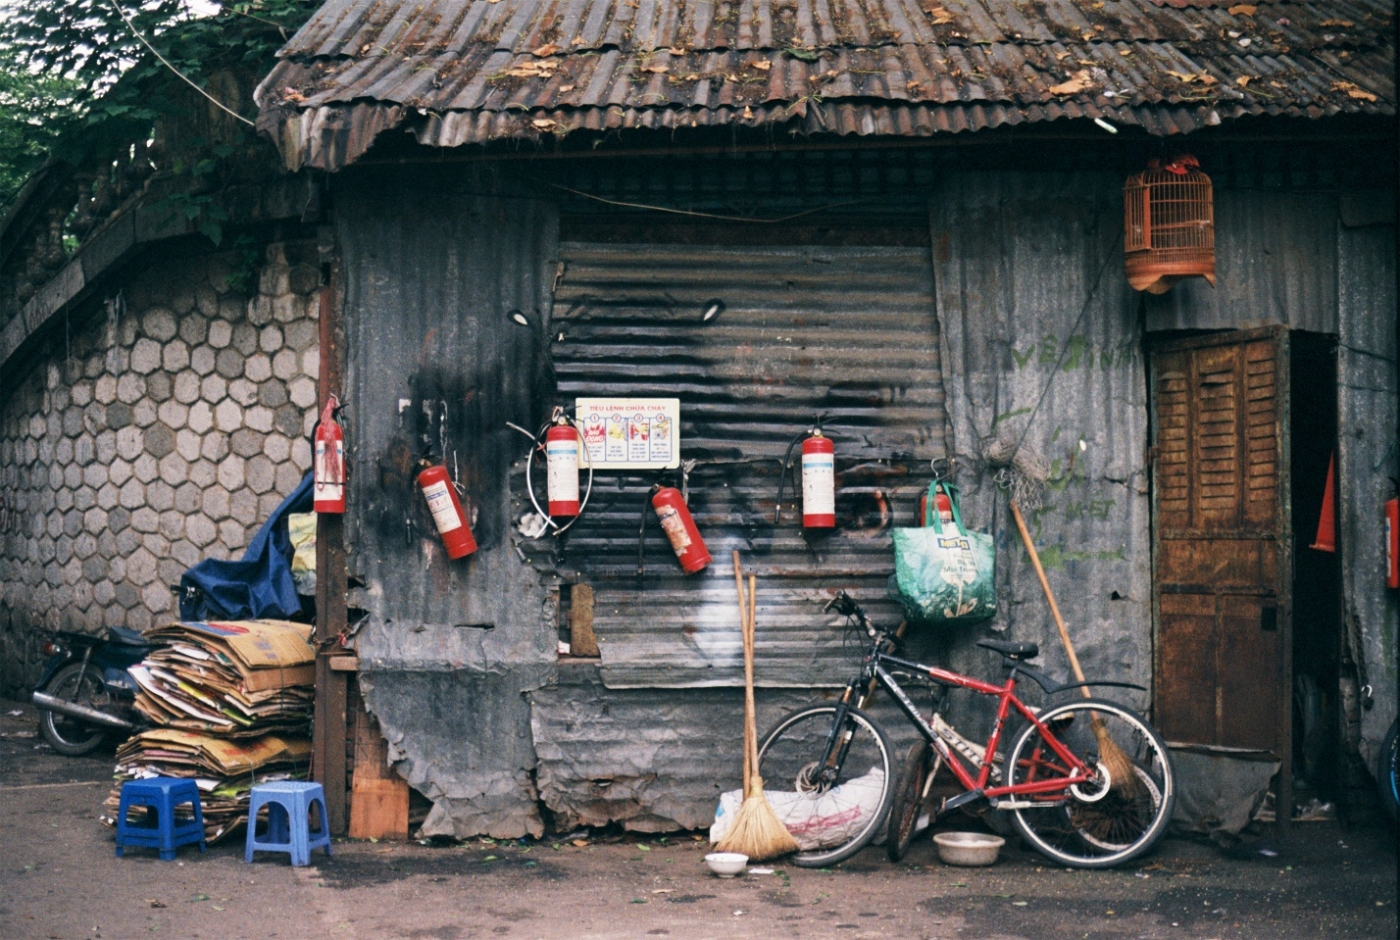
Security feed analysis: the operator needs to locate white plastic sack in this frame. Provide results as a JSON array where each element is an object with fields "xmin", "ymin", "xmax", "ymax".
[{"xmin": 710, "ymin": 767, "xmax": 886, "ymax": 851}]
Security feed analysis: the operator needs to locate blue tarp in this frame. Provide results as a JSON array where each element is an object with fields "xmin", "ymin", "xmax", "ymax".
[{"xmin": 178, "ymin": 473, "xmax": 314, "ymax": 621}]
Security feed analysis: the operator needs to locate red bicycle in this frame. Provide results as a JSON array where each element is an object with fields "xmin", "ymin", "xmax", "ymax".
[{"xmin": 756, "ymin": 592, "xmax": 1175, "ymax": 868}]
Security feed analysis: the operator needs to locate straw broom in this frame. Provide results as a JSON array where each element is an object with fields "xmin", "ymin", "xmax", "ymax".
[
  {"xmin": 715, "ymin": 553, "xmax": 799, "ymax": 860},
  {"xmin": 1009, "ymin": 501, "xmax": 1139, "ymax": 799}
]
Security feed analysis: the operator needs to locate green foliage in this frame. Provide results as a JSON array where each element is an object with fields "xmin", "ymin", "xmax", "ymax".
[
  {"xmin": 0, "ymin": 0, "xmax": 320, "ymax": 222},
  {"xmin": 0, "ymin": 55, "xmax": 83, "ymax": 210}
]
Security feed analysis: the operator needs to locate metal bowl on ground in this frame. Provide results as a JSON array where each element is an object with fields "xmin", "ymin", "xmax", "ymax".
[
  {"xmin": 704, "ymin": 852, "xmax": 749, "ymax": 877},
  {"xmin": 933, "ymin": 831, "xmax": 1005, "ymax": 866}
]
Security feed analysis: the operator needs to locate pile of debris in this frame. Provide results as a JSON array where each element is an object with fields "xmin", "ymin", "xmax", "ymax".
[{"xmin": 101, "ymin": 620, "xmax": 316, "ymax": 842}]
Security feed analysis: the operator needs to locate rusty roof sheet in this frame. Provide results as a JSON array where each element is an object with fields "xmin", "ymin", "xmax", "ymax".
[{"xmin": 256, "ymin": 0, "xmax": 1394, "ymax": 169}]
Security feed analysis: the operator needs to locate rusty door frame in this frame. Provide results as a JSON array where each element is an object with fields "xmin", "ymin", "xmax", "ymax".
[{"xmin": 1148, "ymin": 324, "xmax": 1294, "ymax": 827}]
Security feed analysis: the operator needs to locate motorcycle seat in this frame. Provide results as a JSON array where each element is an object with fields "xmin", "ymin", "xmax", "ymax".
[
  {"xmin": 107, "ymin": 625, "xmax": 152, "ymax": 648},
  {"xmin": 976, "ymin": 639, "xmax": 1039, "ymax": 660}
]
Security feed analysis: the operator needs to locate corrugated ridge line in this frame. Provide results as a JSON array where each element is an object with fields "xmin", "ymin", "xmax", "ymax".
[
  {"xmin": 280, "ymin": 0, "xmax": 1394, "ymax": 58},
  {"xmin": 547, "ymin": 239, "xmax": 950, "ymax": 689}
]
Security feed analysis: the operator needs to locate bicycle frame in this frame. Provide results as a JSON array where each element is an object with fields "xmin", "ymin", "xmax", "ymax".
[{"xmin": 840, "ymin": 647, "xmax": 1095, "ymax": 804}]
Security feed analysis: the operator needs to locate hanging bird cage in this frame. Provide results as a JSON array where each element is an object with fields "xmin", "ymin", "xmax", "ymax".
[{"xmin": 1123, "ymin": 156, "xmax": 1215, "ymax": 294}]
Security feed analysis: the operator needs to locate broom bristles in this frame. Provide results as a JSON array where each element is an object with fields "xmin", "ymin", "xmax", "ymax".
[
  {"xmin": 715, "ymin": 778, "xmax": 800, "ymax": 861},
  {"xmin": 1091, "ymin": 715, "xmax": 1140, "ymax": 799}
]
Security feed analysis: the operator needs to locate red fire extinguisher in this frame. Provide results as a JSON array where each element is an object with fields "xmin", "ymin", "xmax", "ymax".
[
  {"xmin": 313, "ymin": 395, "xmax": 345, "ymax": 514},
  {"xmin": 1386, "ymin": 486, "xmax": 1398, "ymax": 590},
  {"xmin": 417, "ymin": 462, "xmax": 477, "ymax": 560},
  {"xmin": 777, "ymin": 417, "xmax": 835, "ymax": 528},
  {"xmin": 546, "ymin": 419, "xmax": 581, "ymax": 518},
  {"xmin": 918, "ymin": 483, "xmax": 953, "ymax": 528},
  {"xmin": 639, "ymin": 472, "xmax": 711, "ymax": 576},
  {"xmin": 652, "ymin": 485, "xmax": 711, "ymax": 573}
]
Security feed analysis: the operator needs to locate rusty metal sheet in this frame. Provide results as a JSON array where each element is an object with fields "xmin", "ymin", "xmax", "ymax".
[
  {"xmin": 1144, "ymin": 192, "xmax": 1340, "ymax": 334},
  {"xmin": 337, "ymin": 166, "xmax": 561, "ymax": 837},
  {"xmin": 932, "ymin": 171, "xmax": 1154, "ymax": 732},
  {"xmin": 545, "ymin": 236, "xmax": 950, "ymax": 690},
  {"xmin": 256, "ymin": 0, "xmax": 1394, "ymax": 169},
  {"xmin": 1336, "ymin": 219, "xmax": 1398, "ymax": 771},
  {"xmin": 529, "ymin": 662, "xmax": 936, "ymax": 832}
]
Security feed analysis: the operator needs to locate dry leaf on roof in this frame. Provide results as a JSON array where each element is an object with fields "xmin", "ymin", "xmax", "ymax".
[
  {"xmin": 531, "ymin": 43, "xmax": 560, "ymax": 58},
  {"xmin": 743, "ymin": 106, "xmax": 754, "ymax": 119},
  {"xmin": 559, "ymin": 84, "xmax": 575, "ymax": 93},
  {"xmin": 667, "ymin": 46, "xmax": 686, "ymax": 55},
  {"xmin": 503, "ymin": 60, "xmax": 559, "ymax": 78},
  {"xmin": 532, "ymin": 118, "xmax": 558, "ymax": 131},
  {"xmin": 1227, "ymin": 4, "xmax": 1257, "ymax": 15},
  {"xmin": 752, "ymin": 59, "xmax": 771, "ymax": 71},
  {"xmin": 1333, "ymin": 80, "xmax": 1377, "ymax": 101},
  {"xmin": 1235, "ymin": 75, "xmax": 1252, "ymax": 87},
  {"xmin": 1049, "ymin": 70, "xmax": 1092, "ymax": 96},
  {"xmin": 1319, "ymin": 19, "xmax": 1353, "ymax": 27},
  {"xmin": 1167, "ymin": 69, "xmax": 1217, "ymax": 86},
  {"xmin": 639, "ymin": 64, "xmax": 669, "ymax": 74},
  {"xmin": 1055, "ymin": 51, "xmax": 1072, "ymax": 60}
]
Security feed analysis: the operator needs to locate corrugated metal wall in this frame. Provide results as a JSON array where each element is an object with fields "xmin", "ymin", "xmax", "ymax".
[
  {"xmin": 1143, "ymin": 192, "xmax": 1339, "ymax": 334},
  {"xmin": 549, "ymin": 233, "xmax": 951, "ymax": 690},
  {"xmin": 1336, "ymin": 218, "xmax": 1398, "ymax": 769},
  {"xmin": 338, "ymin": 167, "xmax": 561, "ymax": 838},
  {"xmin": 933, "ymin": 171, "xmax": 1154, "ymax": 743}
]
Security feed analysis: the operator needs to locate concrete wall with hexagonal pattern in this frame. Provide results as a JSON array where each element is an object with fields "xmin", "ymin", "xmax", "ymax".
[{"xmin": 0, "ymin": 241, "xmax": 321, "ymax": 696}]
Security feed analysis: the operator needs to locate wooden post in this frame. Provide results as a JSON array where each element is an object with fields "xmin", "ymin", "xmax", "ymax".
[{"xmin": 313, "ymin": 237, "xmax": 351, "ymax": 835}]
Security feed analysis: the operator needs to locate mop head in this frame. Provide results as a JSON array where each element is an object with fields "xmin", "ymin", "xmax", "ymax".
[
  {"xmin": 714, "ymin": 777, "xmax": 800, "ymax": 861},
  {"xmin": 981, "ymin": 430, "xmax": 1051, "ymax": 509}
]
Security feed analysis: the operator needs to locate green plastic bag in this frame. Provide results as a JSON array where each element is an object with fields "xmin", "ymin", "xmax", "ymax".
[{"xmin": 891, "ymin": 481, "xmax": 996, "ymax": 624}]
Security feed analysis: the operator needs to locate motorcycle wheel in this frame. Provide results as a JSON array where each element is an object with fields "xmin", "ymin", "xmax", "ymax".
[{"xmin": 38, "ymin": 663, "xmax": 111, "ymax": 756}]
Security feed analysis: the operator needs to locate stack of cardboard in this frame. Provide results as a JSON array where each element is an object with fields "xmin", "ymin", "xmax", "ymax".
[
  {"xmin": 129, "ymin": 620, "xmax": 315, "ymax": 735},
  {"xmin": 102, "ymin": 620, "xmax": 316, "ymax": 842}
]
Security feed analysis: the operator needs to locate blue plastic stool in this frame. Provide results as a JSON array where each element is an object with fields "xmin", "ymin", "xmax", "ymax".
[
  {"xmin": 115, "ymin": 778, "xmax": 207, "ymax": 861},
  {"xmin": 245, "ymin": 781, "xmax": 332, "ymax": 867}
]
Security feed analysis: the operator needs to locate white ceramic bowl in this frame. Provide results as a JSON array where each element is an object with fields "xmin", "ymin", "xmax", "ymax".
[
  {"xmin": 933, "ymin": 831, "xmax": 1005, "ymax": 867},
  {"xmin": 704, "ymin": 852, "xmax": 749, "ymax": 877}
]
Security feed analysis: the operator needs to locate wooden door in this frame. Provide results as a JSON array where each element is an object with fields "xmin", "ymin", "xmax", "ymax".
[{"xmin": 1151, "ymin": 327, "xmax": 1291, "ymax": 755}]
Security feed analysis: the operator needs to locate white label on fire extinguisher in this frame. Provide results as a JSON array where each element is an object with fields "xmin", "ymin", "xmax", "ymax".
[
  {"xmin": 656, "ymin": 505, "xmax": 691, "ymax": 551},
  {"xmin": 314, "ymin": 439, "xmax": 344, "ymax": 494},
  {"xmin": 547, "ymin": 437, "xmax": 580, "ymax": 504},
  {"xmin": 802, "ymin": 451, "xmax": 835, "ymax": 516},
  {"xmin": 422, "ymin": 479, "xmax": 463, "ymax": 534}
]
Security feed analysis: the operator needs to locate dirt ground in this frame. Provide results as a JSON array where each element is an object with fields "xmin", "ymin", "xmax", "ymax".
[{"xmin": 1, "ymin": 702, "xmax": 1395, "ymax": 940}]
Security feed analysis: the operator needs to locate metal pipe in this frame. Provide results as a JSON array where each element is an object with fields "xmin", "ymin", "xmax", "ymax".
[{"xmin": 31, "ymin": 692, "xmax": 136, "ymax": 731}]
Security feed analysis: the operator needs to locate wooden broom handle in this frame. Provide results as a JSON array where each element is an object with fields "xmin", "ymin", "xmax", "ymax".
[
  {"xmin": 732, "ymin": 552, "xmax": 752, "ymax": 791},
  {"xmin": 1009, "ymin": 500, "xmax": 1092, "ymax": 700},
  {"xmin": 746, "ymin": 573, "xmax": 760, "ymax": 791}
]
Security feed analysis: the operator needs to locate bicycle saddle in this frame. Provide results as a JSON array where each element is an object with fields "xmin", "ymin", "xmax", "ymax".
[{"xmin": 977, "ymin": 639, "xmax": 1039, "ymax": 660}]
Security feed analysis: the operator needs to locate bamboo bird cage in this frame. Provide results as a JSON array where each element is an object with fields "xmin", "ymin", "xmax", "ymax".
[{"xmin": 1124, "ymin": 157, "xmax": 1215, "ymax": 294}]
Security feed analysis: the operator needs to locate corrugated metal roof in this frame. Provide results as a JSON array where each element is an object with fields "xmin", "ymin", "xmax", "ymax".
[{"xmin": 257, "ymin": 0, "xmax": 1394, "ymax": 169}]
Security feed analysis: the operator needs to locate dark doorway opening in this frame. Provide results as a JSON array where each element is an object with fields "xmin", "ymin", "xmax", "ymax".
[{"xmin": 1288, "ymin": 330, "xmax": 1341, "ymax": 806}]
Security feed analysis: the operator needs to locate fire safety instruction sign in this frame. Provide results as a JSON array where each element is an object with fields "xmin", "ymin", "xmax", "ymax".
[{"xmin": 575, "ymin": 398, "xmax": 681, "ymax": 470}]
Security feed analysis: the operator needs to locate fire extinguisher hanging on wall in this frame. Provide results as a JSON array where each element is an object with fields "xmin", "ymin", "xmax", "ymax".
[
  {"xmin": 313, "ymin": 395, "xmax": 346, "ymax": 514},
  {"xmin": 512, "ymin": 406, "xmax": 594, "ymax": 535},
  {"xmin": 417, "ymin": 461, "xmax": 477, "ymax": 560},
  {"xmin": 776, "ymin": 415, "xmax": 835, "ymax": 529},
  {"xmin": 1386, "ymin": 482, "xmax": 1398, "ymax": 590},
  {"xmin": 638, "ymin": 465, "xmax": 711, "ymax": 576}
]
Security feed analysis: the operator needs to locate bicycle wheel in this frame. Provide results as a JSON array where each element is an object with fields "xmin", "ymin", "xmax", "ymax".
[
  {"xmin": 887, "ymin": 741, "xmax": 932, "ymax": 862},
  {"xmin": 1006, "ymin": 699, "xmax": 1175, "ymax": 869},
  {"xmin": 756, "ymin": 704, "xmax": 894, "ymax": 868},
  {"xmin": 1380, "ymin": 718, "xmax": 1398, "ymax": 821}
]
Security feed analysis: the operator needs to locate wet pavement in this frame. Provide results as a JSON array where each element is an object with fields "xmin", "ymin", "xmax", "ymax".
[{"xmin": 1, "ymin": 701, "xmax": 1395, "ymax": 940}]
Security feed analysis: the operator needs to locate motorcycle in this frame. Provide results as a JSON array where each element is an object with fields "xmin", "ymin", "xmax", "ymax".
[{"xmin": 31, "ymin": 626, "xmax": 156, "ymax": 755}]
